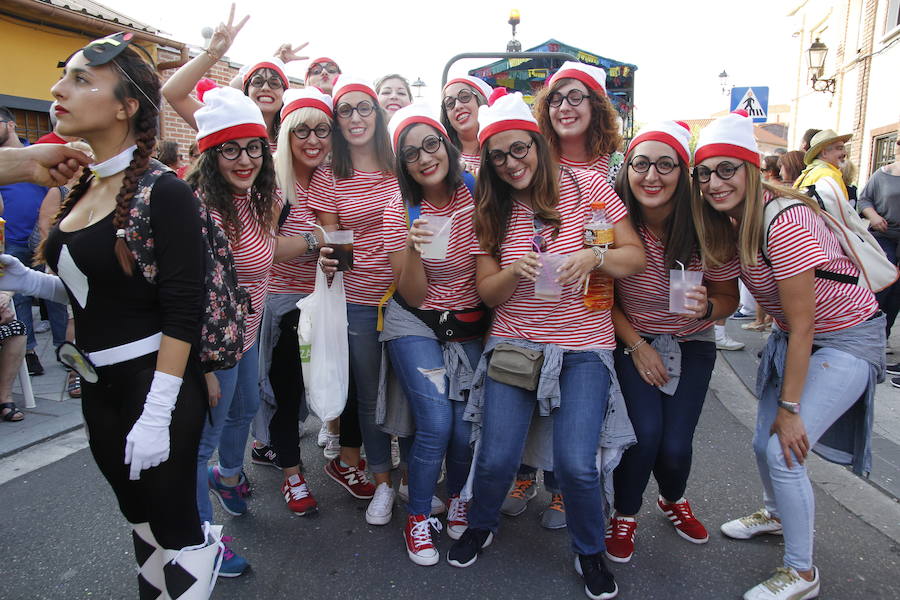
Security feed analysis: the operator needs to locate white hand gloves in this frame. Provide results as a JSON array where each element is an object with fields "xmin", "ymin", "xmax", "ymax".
[
  {"xmin": 125, "ymin": 370, "xmax": 182, "ymax": 480},
  {"xmin": 0, "ymin": 254, "xmax": 69, "ymax": 304}
]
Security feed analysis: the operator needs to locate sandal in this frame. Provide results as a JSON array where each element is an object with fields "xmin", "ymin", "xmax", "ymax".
[
  {"xmin": 66, "ymin": 371, "xmax": 82, "ymax": 398},
  {"xmin": 0, "ymin": 402, "xmax": 24, "ymax": 422},
  {"xmin": 741, "ymin": 321, "xmax": 768, "ymax": 331}
]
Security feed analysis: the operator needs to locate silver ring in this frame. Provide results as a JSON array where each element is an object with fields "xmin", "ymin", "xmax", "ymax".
[{"xmin": 644, "ymin": 370, "xmax": 651, "ymax": 375}]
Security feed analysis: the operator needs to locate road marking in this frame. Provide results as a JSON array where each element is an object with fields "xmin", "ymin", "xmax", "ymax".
[{"xmin": 0, "ymin": 428, "xmax": 89, "ymax": 486}]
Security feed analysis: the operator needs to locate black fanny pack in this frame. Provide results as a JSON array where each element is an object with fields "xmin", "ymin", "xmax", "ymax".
[{"xmin": 394, "ymin": 294, "xmax": 491, "ymax": 342}]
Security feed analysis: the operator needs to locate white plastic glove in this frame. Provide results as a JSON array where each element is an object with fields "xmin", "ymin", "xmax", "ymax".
[
  {"xmin": 125, "ymin": 370, "xmax": 182, "ymax": 480},
  {"xmin": 0, "ymin": 254, "xmax": 69, "ymax": 304}
]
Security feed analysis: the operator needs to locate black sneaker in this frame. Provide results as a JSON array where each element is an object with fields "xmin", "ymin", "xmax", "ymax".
[
  {"xmin": 446, "ymin": 527, "xmax": 493, "ymax": 568},
  {"xmin": 886, "ymin": 363, "xmax": 900, "ymax": 376},
  {"xmin": 251, "ymin": 444, "xmax": 281, "ymax": 469},
  {"xmin": 25, "ymin": 352, "xmax": 44, "ymax": 376},
  {"xmin": 891, "ymin": 376, "xmax": 900, "ymax": 389},
  {"xmin": 575, "ymin": 553, "xmax": 618, "ymax": 599}
]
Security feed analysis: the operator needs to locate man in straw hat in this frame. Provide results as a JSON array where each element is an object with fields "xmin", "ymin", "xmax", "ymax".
[{"xmin": 794, "ymin": 128, "xmax": 853, "ymax": 203}]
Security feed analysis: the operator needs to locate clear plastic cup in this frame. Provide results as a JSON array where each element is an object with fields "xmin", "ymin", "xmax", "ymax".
[
  {"xmin": 534, "ymin": 253, "xmax": 565, "ymax": 301},
  {"xmin": 325, "ymin": 230, "xmax": 354, "ymax": 271},
  {"xmin": 419, "ymin": 215, "xmax": 453, "ymax": 260},
  {"xmin": 668, "ymin": 269, "xmax": 704, "ymax": 314}
]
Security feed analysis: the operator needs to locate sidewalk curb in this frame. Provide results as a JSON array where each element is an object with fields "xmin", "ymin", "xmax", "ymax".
[
  {"xmin": 0, "ymin": 421, "xmax": 83, "ymax": 461},
  {"xmin": 710, "ymin": 353, "xmax": 900, "ymax": 544}
]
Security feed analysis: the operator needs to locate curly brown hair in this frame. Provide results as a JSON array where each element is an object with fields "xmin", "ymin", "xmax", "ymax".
[{"xmin": 534, "ymin": 79, "xmax": 622, "ymax": 160}]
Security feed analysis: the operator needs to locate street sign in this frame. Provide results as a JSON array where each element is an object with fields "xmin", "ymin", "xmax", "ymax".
[{"xmin": 730, "ymin": 86, "xmax": 769, "ymax": 123}]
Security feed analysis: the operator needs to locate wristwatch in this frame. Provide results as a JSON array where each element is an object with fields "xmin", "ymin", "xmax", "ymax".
[
  {"xmin": 698, "ymin": 300, "xmax": 714, "ymax": 321},
  {"xmin": 777, "ymin": 400, "xmax": 801, "ymax": 414}
]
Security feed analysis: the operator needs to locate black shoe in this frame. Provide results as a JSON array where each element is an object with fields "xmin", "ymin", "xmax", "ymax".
[
  {"xmin": 575, "ymin": 553, "xmax": 618, "ymax": 600},
  {"xmin": 446, "ymin": 527, "xmax": 493, "ymax": 568},
  {"xmin": 25, "ymin": 352, "xmax": 44, "ymax": 376},
  {"xmin": 251, "ymin": 444, "xmax": 281, "ymax": 469},
  {"xmin": 887, "ymin": 363, "xmax": 900, "ymax": 376},
  {"xmin": 891, "ymin": 376, "xmax": 900, "ymax": 389}
]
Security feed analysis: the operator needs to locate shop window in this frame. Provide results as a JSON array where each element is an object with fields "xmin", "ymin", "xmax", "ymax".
[{"xmin": 9, "ymin": 108, "xmax": 51, "ymax": 144}]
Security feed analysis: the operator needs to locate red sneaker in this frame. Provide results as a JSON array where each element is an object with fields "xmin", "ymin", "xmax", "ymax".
[
  {"xmin": 446, "ymin": 494, "xmax": 468, "ymax": 540},
  {"xmin": 404, "ymin": 513, "xmax": 441, "ymax": 566},
  {"xmin": 324, "ymin": 457, "xmax": 376, "ymax": 499},
  {"xmin": 657, "ymin": 496, "xmax": 709, "ymax": 544},
  {"xmin": 604, "ymin": 515, "xmax": 636, "ymax": 563},
  {"xmin": 282, "ymin": 473, "xmax": 317, "ymax": 515}
]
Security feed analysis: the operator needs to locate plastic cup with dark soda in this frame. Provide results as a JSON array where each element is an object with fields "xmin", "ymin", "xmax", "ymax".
[{"xmin": 326, "ymin": 230, "xmax": 354, "ymax": 271}]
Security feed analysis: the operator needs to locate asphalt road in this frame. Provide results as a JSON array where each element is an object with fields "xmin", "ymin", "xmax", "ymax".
[{"xmin": 1, "ymin": 386, "xmax": 899, "ymax": 599}]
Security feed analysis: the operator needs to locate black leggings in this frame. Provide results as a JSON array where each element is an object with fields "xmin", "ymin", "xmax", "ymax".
[
  {"xmin": 268, "ymin": 310, "xmax": 306, "ymax": 468},
  {"xmin": 81, "ymin": 352, "xmax": 206, "ymax": 549}
]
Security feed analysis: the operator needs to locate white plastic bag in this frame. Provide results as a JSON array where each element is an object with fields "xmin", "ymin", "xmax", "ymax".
[{"xmin": 296, "ymin": 269, "xmax": 348, "ymax": 422}]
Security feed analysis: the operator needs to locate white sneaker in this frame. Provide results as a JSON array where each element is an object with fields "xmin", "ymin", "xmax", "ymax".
[
  {"xmin": 317, "ymin": 423, "xmax": 328, "ymax": 447},
  {"xmin": 446, "ymin": 495, "xmax": 468, "ymax": 540},
  {"xmin": 716, "ymin": 334, "xmax": 745, "ymax": 351},
  {"xmin": 721, "ymin": 509, "xmax": 783, "ymax": 539},
  {"xmin": 743, "ymin": 567, "xmax": 819, "ymax": 600},
  {"xmin": 397, "ymin": 482, "xmax": 446, "ymax": 515},
  {"xmin": 323, "ymin": 433, "xmax": 341, "ymax": 460},
  {"xmin": 365, "ymin": 482, "xmax": 395, "ymax": 525}
]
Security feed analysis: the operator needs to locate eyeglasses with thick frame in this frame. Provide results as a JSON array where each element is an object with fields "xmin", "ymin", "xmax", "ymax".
[
  {"xmin": 336, "ymin": 100, "xmax": 376, "ymax": 120},
  {"xmin": 248, "ymin": 75, "xmax": 284, "ymax": 90},
  {"xmin": 547, "ymin": 88, "xmax": 590, "ymax": 108},
  {"xmin": 291, "ymin": 124, "xmax": 332, "ymax": 140},
  {"xmin": 216, "ymin": 139, "xmax": 267, "ymax": 161},
  {"xmin": 400, "ymin": 135, "xmax": 444, "ymax": 164},
  {"xmin": 629, "ymin": 155, "xmax": 679, "ymax": 175},
  {"xmin": 694, "ymin": 161, "xmax": 744, "ymax": 184},
  {"xmin": 308, "ymin": 63, "xmax": 339, "ymax": 76},
  {"xmin": 442, "ymin": 89, "xmax": 475, "ymax": 112},
  {"xmin": 488, "ymin": 140, "xmax": 534, "ymax": 167}
]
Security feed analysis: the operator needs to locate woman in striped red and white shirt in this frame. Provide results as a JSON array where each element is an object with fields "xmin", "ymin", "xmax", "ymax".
[
  {"xmin": 605, "ymin": 122, "xmax": 740, "ymax": 564},
  {"xmin": 381, "ymin": 106, "xmax": 487, "ymax": 566},
  {"xmin": 439, "ymin": 76, "xmax": 493, "ymax": 175},
  {"xmin": 310, "ymin": 76, "xmax": 399, "ymax": 525},
  {"xmin": 535, "ymin": 61, "xmax": 625, "ymax": 187},
  {"xmin": 252, "ymin": 88, "xmax": 335, "ymax": 517},
  {"xmin": 692, "ymin": 112, "xmax": 885, "ymax": 600},
  {"xmin": 447, "ymin": 91, "xmax": 644, "ymax": 600}
]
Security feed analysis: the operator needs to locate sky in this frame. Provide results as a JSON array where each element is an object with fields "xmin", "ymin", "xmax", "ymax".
[{"xmin": 112, "ymin": 0, "xmax": 802, "ymax": 124}]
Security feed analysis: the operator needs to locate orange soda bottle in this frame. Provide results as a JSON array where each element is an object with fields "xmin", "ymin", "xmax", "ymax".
[{"xmin": 583, "ymin": 200, "xmax": 614, "ymax": 311}]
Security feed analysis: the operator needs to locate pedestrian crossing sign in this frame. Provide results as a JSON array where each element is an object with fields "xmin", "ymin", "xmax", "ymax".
[{"xmin": 729, "ymin": 87, "xmax": 769, "ymax": 123}]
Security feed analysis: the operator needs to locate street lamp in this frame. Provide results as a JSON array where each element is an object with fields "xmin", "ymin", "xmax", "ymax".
[
  {"xmin": 718, "ymin": 69, "xmax": 730, "ymax": 95},
  {"xmin": 507, "ymin": 9, "xmax": 522, "ymax": 53},
  {"xmin": 412, "ymin": 77, "xmax": 425, "ymax": 98},
  {"xmin": 807, "ymin": 38, "xmax": 835, "ymax": 93}
]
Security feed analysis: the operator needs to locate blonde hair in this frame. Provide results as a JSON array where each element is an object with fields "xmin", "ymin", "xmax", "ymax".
[
  {"xmin": 691, "ymin": 161, "xmax": 819, "ymax": 267},
  {"xmin": 274, "ymin": 106, "xmax": 331, "ymax": 206}
]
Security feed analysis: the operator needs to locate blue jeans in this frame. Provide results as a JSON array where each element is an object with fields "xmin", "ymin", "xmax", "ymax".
[
  {"xmin": 196, "ymin": 343, "xmax": 261, "ymax": 523},
  {"xmin": 468, "ymin": 351, "xmax": 610, "ymax": 555},
  {"xmin": 754, "ymin": 346, "xmax": 868, "ymax": 571},
  {"xmin": 612, "ymin": 340, "xmax": 716, "ymax": 515},
  {"xmin": 387, "ymin": 335, "xmax": 482, "ymax": 516},
  {"xmin": 8, "ymin": 244, "xmax": 67, "ymax": 350},
  {"xmin": 342, "ymin": 303, "xmax": 392, "ymax": 473}
]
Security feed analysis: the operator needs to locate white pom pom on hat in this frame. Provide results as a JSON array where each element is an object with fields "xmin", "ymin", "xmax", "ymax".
[
  {"xmin": 477, "ymin": 90, "xmax": 540, "ymax": 146},
  {"xmin": 627, "ymin": 120, "xmax": 692, "ymax": 166},
  {"xmin": 331, "ymin": 75, "xmax": 377, "ymax": 105},
  {"xmin": 694, "ymin": 110, "xmax": 760, "ymax": 168},
  {"xmin": 548, "ymin": 61, "xmax": 607, "ymax": 96},
  {"xmin": 241, "ymin": 57, "xmax": 288, "ymax": 88},
  {"xmin": 442, "ymin": 75, "xmax": 494, "ymax": 103},
  {"xmin": 387, "ymin": 104, "xmax": 447, "ymax": 152},
  {"xmin": 195, "ymin": 87, "xmax": 268, "ymax": 152},
  {"xmin": 281, "ymin": 87, "xmax": 334, "ymax": 120}
]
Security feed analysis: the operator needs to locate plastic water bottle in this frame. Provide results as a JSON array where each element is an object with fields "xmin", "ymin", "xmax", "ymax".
[{"xmin": 583, "ymin": 200, "xmax": 614, "ymax": 311}]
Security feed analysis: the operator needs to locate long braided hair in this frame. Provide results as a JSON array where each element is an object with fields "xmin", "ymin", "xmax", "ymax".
[{"xmin": 37, "ymin": 46, "xmax": 160, "ymax": 276}]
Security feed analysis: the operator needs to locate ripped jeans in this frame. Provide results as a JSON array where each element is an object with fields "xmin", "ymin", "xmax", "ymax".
[{"xmin": 387, "ymin": 335, "xmax": 482, "ymax": 516}]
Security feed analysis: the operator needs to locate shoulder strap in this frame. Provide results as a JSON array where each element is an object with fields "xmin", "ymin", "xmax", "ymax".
[
  {"xmin": 277, "ymin": 202, "xmax": 291, "ymax": 229},
  {"xmin": 462, "ymin": 171, "xmax": 476, "ymax": 196},
  {"xmin": 761, "ymin": 198, "xmax": 807, "ymax": 268}
]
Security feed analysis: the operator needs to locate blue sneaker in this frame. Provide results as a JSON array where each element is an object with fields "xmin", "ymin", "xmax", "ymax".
[
  {"xmin": 730, "ymin": 310, "xmax": 754, "ymax": 320},
  {"xmin": 218, "ymin": 536, "xmax": 250, "ymax": 578},
  {"xmin": 208, "ymin": 465, "xmax": 248, "ymax": 516}
]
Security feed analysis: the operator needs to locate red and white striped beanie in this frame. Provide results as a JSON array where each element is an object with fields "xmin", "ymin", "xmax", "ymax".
[
  {"xmin": 477, "ymin": 90, "xmax": 540, "ymax": 145},
  {"xmin": 548, "ymin": 61, "xmax": 607, "ymax": 96},
  {"xmin": 388, "ymin": 104, "xmax": 447, "ymax": 152},
  {"xmin": 627, "ymin": 120, "xmax": 692, "ymax": 166},
  {"xmin": 281, "ymin": 87, "xmax": 334, "ymax": 120},
  {"xmin": 331, "ymin": 75, "xmax": 377, "ymax": 104},
  {"xmin": 442, "ymin": 75, "xmax": 493, "ymax": 103},
  {"xmin": 694, "ymin": 110, "xmax": 760, "ymax": 167},
  {"xmin": 241, "ymin": 57, "xmax": 288, "ymax": 88},
  {"xmin": 195, "ymin": 87, "xmax": 268, "ymax": 152}
]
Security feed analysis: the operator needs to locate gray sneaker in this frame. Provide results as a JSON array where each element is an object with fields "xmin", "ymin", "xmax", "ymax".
[
  {"xmin": 540, "ymin": 493, "xmax": 566, "ymax": 529},
  {"xmin": 500, "ymin": 476, "xmax": 537, "ymax": 516}
]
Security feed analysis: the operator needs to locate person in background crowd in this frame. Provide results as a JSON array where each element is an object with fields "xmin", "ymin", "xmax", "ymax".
[
  {"xmin": 777, "ymin": 151, "xmax": 805, "ymax": 186},
  {"xmin": 858, "ymin": 130, "xmax": 900, "ymax": 365},
  {"xmin": 306, "ymin": 57, "xmax": 341, "ymax": 95},
  {"xmin": 156, "ymin": 140, "xmax": 180, "ymax": 170},
  {"xmin": 798, "ymin": 128, "xmax": 821, "ymax": 153},
  {"xmin": 381, "ymin": 105, "xmax": 484, "ymax": 565},
  {"xmin": 605, "ymin": 121, "xmax": 740, "ymax": 564},
  {"xmin": 439, "ymin": 75, "xmax": 493, "ymax": 174},
  {"xmin": 1, "ymin": 33, "xmax": 219, "ymax": 599},
  {"xmin": 761, "ymin": 155, "xmax": 780, "ymax": 183},
  {"xmin": 177, "ymin": 142, "xmax": 199, "ymax": 179},
  {"xmin": 840, "ymin": 159, "xmax": 858, "ymax": 206},
  {"xmin": 693, "ymin": 111, "xmax": 884, "ymax": 600},
  {"xmin": 0, "ymin": 292, "xmax": 27, "ymax": 422},
  {"xmin": 252, "ymin": 87, "xmax": 334, "ymax": 516},
  {"xmin": 310, "ymin": 75, "xmax": 399, "ymax": 526},
  {"xmin": 376, "ymin": 74, "xmax": 413, "ymax": 117},
  {"xmin": 447, "ymin": 90, "xmax": 644, "ymax": 600},
  {"xmin": 794, "ymin": 129, "xmax": 852, "ymax": 206}
]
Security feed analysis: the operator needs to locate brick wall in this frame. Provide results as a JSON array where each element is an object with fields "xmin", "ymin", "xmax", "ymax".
[{"xmin": 850, "ymin": 0, "xmax": 878, "ymax": 167}]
